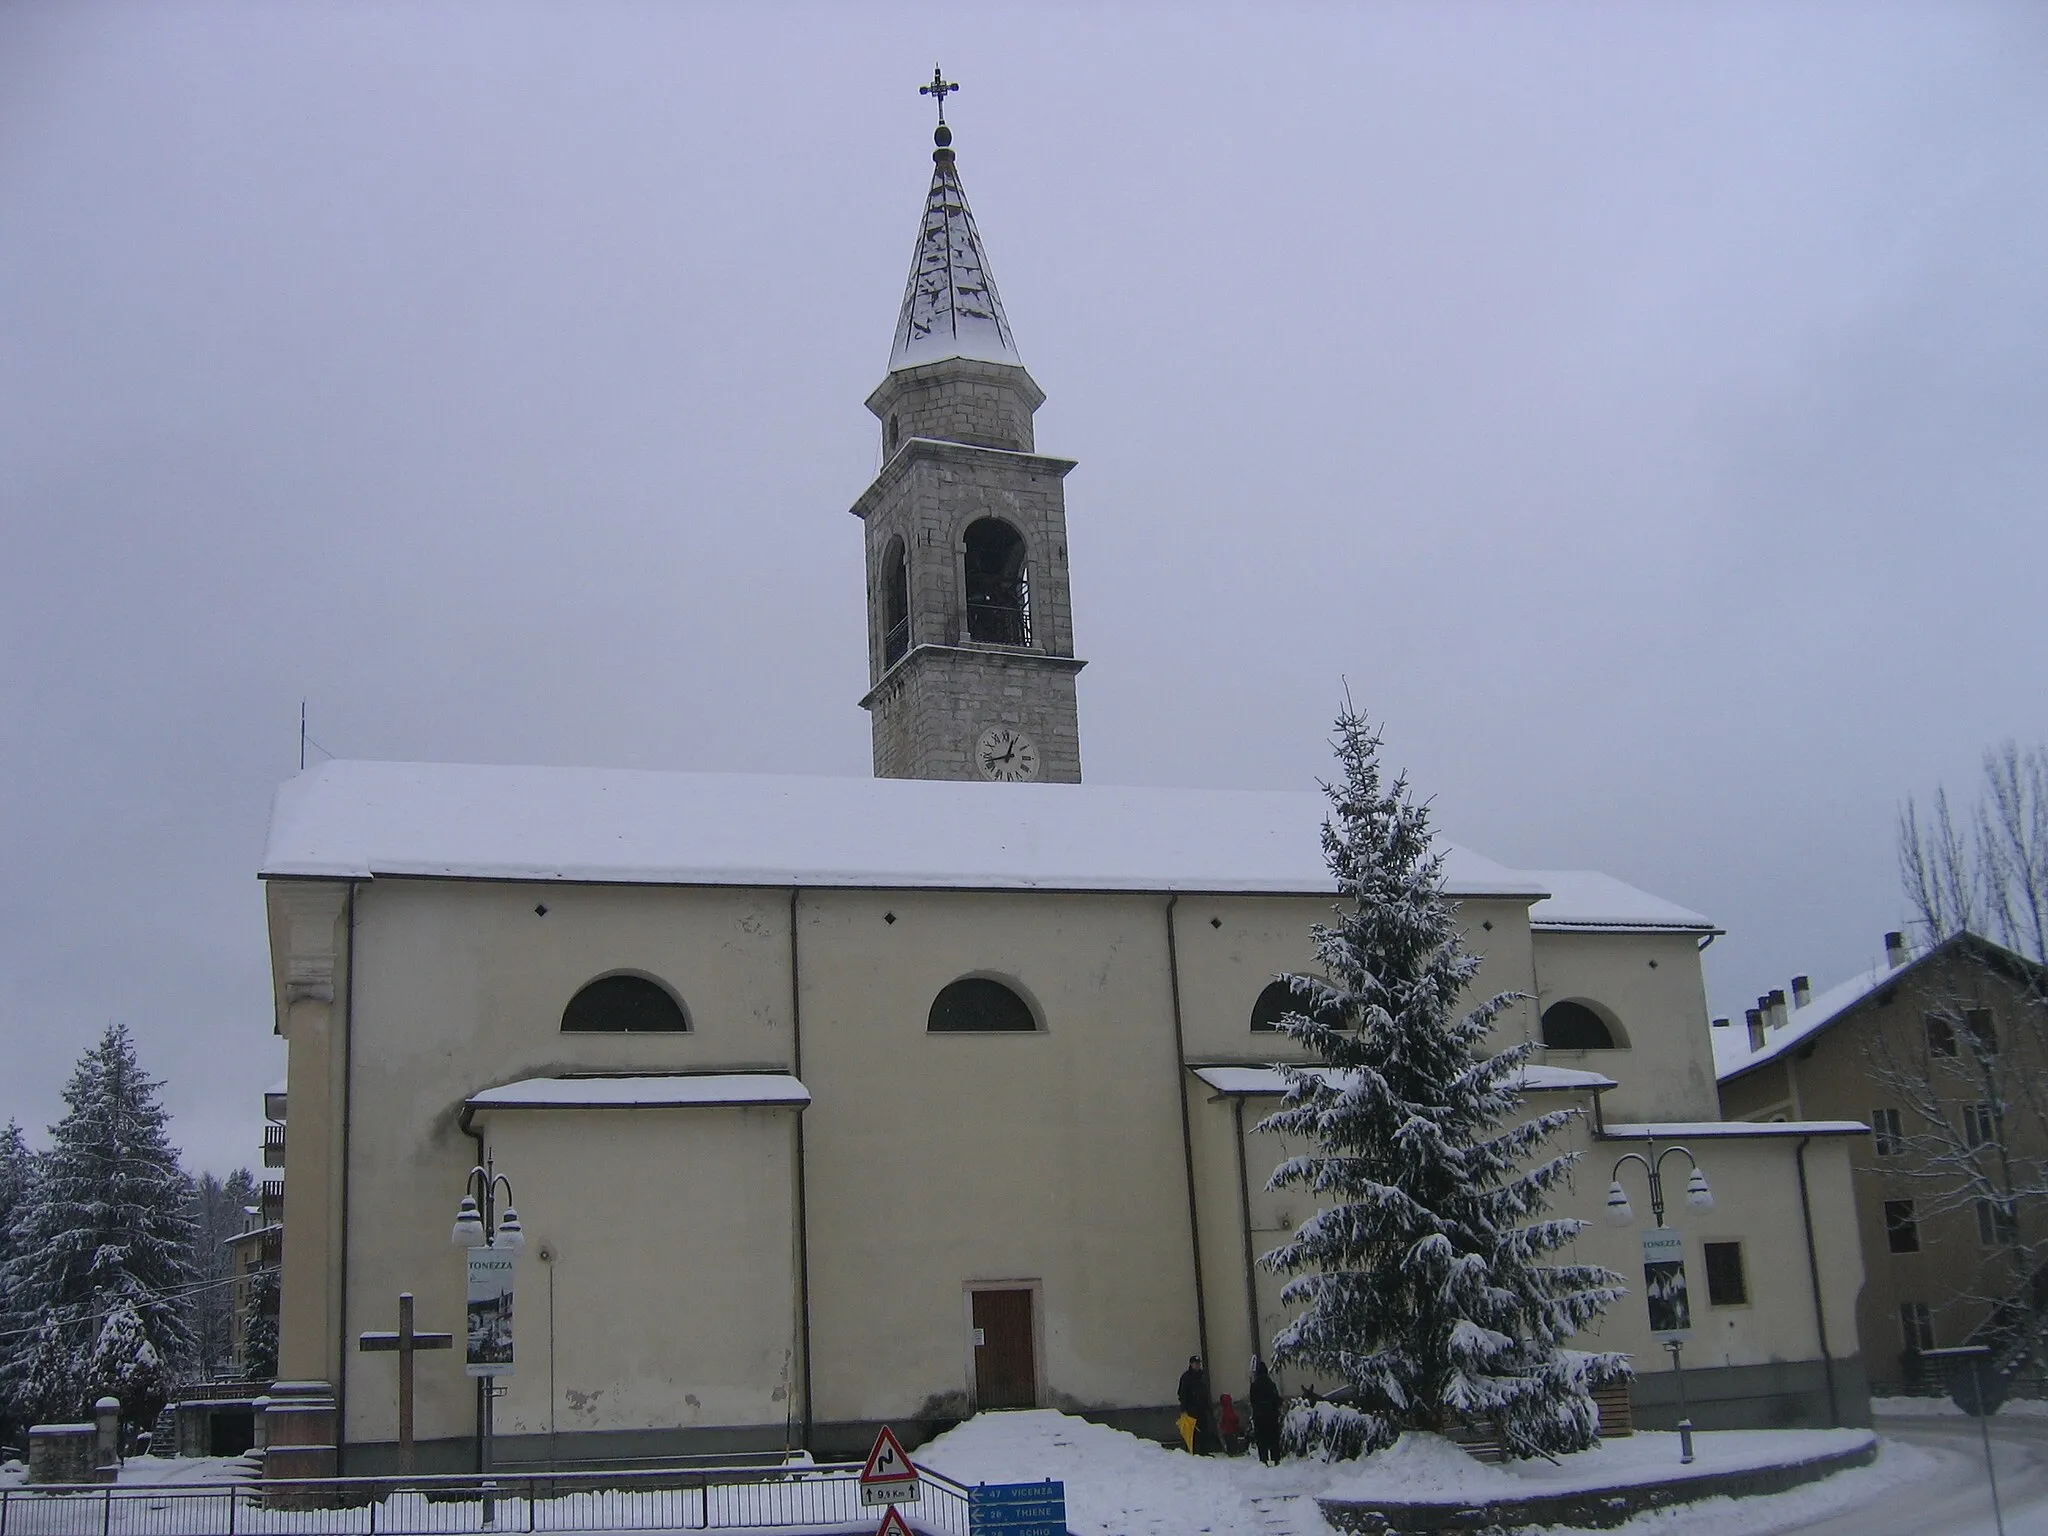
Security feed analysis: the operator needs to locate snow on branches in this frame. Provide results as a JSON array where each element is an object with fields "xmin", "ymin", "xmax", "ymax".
[
  {"xmin": 0, "ymin": 1025, "xmax": 196, "ymax": 1429},
  {"xmin": 1256, "ymin": 703, "xmax": 1628, "ymax": 1460}
]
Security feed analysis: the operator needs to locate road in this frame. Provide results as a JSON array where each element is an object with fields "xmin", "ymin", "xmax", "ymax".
[{"xmin": 1772, "ymin": 1414, "xmax": 2048, "ymax": 1536}]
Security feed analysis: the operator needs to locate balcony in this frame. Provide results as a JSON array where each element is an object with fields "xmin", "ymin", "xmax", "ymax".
[
  {"xmin": 263, "ymin": 1123, "xmax": 286, "ymax": 1167},
  {"xmin": 966, "ymin": 600, "xmax": 1029, "ymax": 647},
  {"xmin": 260, "ymin": 1180, "xmax": 284, "ymax": 1228}
]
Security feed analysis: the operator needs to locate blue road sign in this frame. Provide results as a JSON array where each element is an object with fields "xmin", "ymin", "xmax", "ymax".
[{"xmin": 969, "ymin": 1480, "xmax": 1066, "ymax": 1536}]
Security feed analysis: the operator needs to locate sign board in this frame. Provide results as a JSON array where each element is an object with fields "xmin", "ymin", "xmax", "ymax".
[
  {"xmin": 874, "ymin": 1508, "xmax": 915, "ymax": 1536},
  {"xmin": 1640, "ymin": 1227, "xmax": 1691, "ymax": 1338},
  {"xmin": 859, "ymin": 1425, "xmax": 919, "ymax": 1507},
  {"xmin": 466, "ymin": 1249, "xmax": 516, "ymax": 1377},
  {"xmin": 970, "ymin": 1480, "xmax": 1067, "ymax": 1536}
]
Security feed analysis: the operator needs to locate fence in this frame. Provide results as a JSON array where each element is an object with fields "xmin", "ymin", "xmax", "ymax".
[{"xmin": 0, "ymin": 1463, "xmax": 973, "ymax": 1536}]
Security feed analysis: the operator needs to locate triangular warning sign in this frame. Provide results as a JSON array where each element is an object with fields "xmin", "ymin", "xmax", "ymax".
[
  {"xmin": 874, "ymin": 1507, "xmax": 915, "ymax": 1536},
  {"xmin": 861, "ymin": 1424, "xmax": 916, "ymax": 1483}
]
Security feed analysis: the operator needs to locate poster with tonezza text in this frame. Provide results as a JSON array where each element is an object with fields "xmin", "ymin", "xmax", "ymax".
[
  {"xmin": 466, "ymin": 1249, "xmax": 515, "ymax": 1376},
  {"xmin": 1640, "ymin": 1227, "xmax": 1691, "ymax": 1337}
]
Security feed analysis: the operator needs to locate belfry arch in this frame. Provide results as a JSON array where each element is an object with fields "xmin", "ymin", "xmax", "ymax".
[{"xmin": 962, "ymin": 518, "xmax": 1030, "ymax": 646}]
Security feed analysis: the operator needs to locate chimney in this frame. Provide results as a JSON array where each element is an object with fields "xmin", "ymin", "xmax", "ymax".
[
  {"xmin": 1768, "ymin": 989, "xmax": 1789, "ymax": 1031},
  {"xmin": 1711, "ymin": 1016, "xmax": 1730, "ymax": 1029},
  {"xmin": 1885, "ymin": 931, "xmax": 1907, "ymax": 969},
  {"xmin": 1791, "ymin": 976, "xmax": 1811, "ymax": 1009},
  {"xmin": 1746, "ymin": 1008, "xmax": 1766, "ymax": 1051}
]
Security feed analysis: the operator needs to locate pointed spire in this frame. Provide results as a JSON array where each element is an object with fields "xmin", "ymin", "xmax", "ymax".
[{"xmin": 888, "ymin": 71, "xmax": 1022, "ymax": 373}]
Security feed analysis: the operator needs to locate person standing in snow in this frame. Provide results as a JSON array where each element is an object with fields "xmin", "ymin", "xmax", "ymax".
[
  {"xmin": 1248, "ymin": 1356, "xmax": 1283, "ymax": 1466},
  {"xmin": 1177, "ymin": 1356, "xmax": 1217, "ymax": 1454},
  {"xmin": 1217, "ymin": 1393, "xmax": 1243, "ymax": 1455}
]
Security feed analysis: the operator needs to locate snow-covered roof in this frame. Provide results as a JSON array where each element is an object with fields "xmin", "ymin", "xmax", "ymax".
[
  {"xmin": 261, "ymin": 761, "xmax": 1557, "ymax": 899},
  {"xmin": 1713, "ymin": 943, "xmax": 1932, "ymax": 1083},
  {"xmin": 888, "ymin": 144, "xmax": 1022, "ymax": 372},
  {"xmin": 1524, "ymin": 871, "xmax": 1716, "ymax": 934},
  {"xmin": 1192, "ymin": 1064, "xmax": 1615, "ymax": 1097},
  {"xmin": 1600, "ymin": 1119, "xmax": 1868, "ymax": 1139},
  {"xmin": 466, "ymin": 1074, "xmax": 810, "ymax": 1110}
]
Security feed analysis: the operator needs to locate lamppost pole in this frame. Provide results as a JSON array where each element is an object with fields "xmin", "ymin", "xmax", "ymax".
[
  {"xmin": 1607, "ymin": 1141, "xmax": 1712, "ymax": 1465},
  {"xmin": 451, "ymin": 1157, "xmax": 523, "ymax": 1525}
]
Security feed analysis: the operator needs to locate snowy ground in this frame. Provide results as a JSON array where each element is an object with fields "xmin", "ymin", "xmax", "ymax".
[{"xmin": 913, "ymin": 1409, "xmax": 1911, "ymax": 1536}]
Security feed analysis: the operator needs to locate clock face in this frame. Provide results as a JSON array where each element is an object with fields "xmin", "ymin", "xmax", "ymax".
[{"xmin": 976, "ymin": 725, "xmax": 1042, "ymax": 782}]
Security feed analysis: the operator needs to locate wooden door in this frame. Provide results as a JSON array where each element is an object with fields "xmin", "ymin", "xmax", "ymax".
[{"xmin": 971, "ymin": 1289, "xmax": 1037, "ymax": 1409}]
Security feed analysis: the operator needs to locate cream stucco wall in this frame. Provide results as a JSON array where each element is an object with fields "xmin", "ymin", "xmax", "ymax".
[
  {"xmin": 1532, "ymin": 930, "xmax": 1721, "ymax": 1122},
  {"xmin": 271, "ymin": 866, "xmax": 1853, "ymax": 1454},
  {"xmin": 469, "ymin": 1106, "xmax": 800, "ymax": 1442}
]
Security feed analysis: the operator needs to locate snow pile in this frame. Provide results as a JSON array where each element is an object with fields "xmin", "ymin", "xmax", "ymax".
[
  {"xmin": 1319, "ymin": 1432, "xmax": 1515, "ymax": 1500},
  {"xmin": 914, "ymin": 1409, "xmax": 1337, "ymax": 1536}
]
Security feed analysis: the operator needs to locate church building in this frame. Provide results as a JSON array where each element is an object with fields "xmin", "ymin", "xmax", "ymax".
[{"xmin": 258, "ymin": 102, "xmax": 1874, "ymax": 1477}]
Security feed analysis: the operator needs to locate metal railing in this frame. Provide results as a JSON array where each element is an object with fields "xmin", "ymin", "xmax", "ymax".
[
  {"xmin": 259, "ymin": 1183, "xmax": 284, "ymax": 1228},
  {"xmin": 882, "ymin": 617, "xmax": 910, "ymax": 669},
  {"xmin": 964, "ymin": 601, "xmax": 1028, "ymax": 647},
  {"xmin": 0, "ymin": 1463, "xmax": 974, "ymax": 1536},
  {"xmin": 264, "ymin": 1127, "xmax": 287, "ymax": 1169}
]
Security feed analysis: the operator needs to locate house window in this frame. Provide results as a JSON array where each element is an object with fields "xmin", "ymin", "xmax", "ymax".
[
  {"xmin": 1540, "ymin": 1000, "xmax": 1617, "ymax": 1050},
  {"xmin": 1965, "ymin": 1009, "xmax": 1998, "ymax": 1055},
  {"xmin": 1885, "ymin": 1200, "xmax": 1920, "ymax": 1254},
  {"xmin": 561, "ymin": 974, "xmax": 689, "ymax": 1033},
  {"xmin": 1900, "ymin": 1301, "xmax": 1935, "ymax": 1353},
  {"xmin": 929, "ymin": 977, "xmax": 1038, "ymax": 1033},
  {"xmin": 963, "ymin": 519, "xmax": 1031, "ymax": 645},
  {"xmin": 1872, "ymin": 1108, "xmax": 1903, "ymax": 1156},
  {"xmin": 1976, "ymin": 1199, "xmax": 2017, "ymax": 1247},
  {"xmin": 1250, "ymin": 979, "xmax": 1346, "ymax": 1033},
  {"xmin": 1925, "ymin": 1014, "xmax": 1957, "ymax": 1058},
  {"xmin": 1963, "ymin": 1102, "xmax": 1997, "ymax": 1150},
  {"xmin": 1703, "ymin": 1241, "xmax": 1747, "ymax": 1306}
]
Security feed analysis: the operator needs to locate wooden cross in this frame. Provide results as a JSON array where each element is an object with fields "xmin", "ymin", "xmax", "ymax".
[
  {"xmin": 919, "ymin": 65, "xmax": 958, "ymax": 126},
  {"xmin": 358, "ymin": 1292, "xmax": 453, "ymax": 1474}
]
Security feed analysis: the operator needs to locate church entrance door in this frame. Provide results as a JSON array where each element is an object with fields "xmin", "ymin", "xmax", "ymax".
[{"xmin": 970, "ymin": 1288, "xmax": 1037, "ymax": 1409}]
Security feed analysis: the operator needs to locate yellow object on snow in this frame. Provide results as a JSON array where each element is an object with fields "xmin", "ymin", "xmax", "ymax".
[{"xmin": 1176, "ymin": 1412, "xmax": 1196, "ymax": 1452}]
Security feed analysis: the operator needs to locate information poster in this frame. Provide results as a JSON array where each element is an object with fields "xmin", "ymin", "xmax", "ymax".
[
  {"xmin": 466, "ymin": 1249, "xmax": 515, "ymax": 1376},
  {"xmin": 1640, "ymin": 1227, "xmax": 1691, "ymax": 1337}
]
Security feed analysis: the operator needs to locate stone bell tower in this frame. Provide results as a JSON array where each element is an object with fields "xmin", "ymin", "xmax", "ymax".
[{"xmin": 851, "ymin": 76, "xmax": 1085, "ymax": 784}]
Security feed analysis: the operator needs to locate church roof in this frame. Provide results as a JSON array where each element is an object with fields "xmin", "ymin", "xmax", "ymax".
[
  {"xmin": 264, "ymin": 759, "xmax": 1576, "ymax": 900},
  {"xmin": 888, "ymin": 140, "xmax": 1022, "ymax": 373}
]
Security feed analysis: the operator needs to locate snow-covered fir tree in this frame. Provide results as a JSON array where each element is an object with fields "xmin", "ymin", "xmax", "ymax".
[
  {"xmin": 0, "ymin": 1025, "xmax": 196, "ymax": 1430},
  {"xmin": 1258, "ymin": 704, "xmax": 1629, "ymax": 1460},
  {"xmin": 0, "ymin": 1121, "xmax": 36, "ymax": 1438},
  {"xmin": 187, "ymin": 1168, "xmax": 258, "ymax": 1375},
  {"xmin": 241, "ymin": 1262, "xmax": 280, "ymax": 1382}
]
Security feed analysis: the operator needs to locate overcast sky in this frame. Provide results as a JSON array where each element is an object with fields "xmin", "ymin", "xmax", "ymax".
[{"xmin": 3, "ymin": 3, "xmax": 2044, "ymax": 1176}]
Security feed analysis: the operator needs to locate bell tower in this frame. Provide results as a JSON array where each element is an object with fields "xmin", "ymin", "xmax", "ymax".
[{"xmin": 852, "ymin": 73, "xmax": 1085, "ymax": 784}]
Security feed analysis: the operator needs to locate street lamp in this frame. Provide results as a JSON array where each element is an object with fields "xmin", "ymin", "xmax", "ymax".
[
  {"xmin": 452, "ymin": 1157, "xmax": 522, "ymax": 1520},
  {"xmin": 1607, "ymin": 1142, "xmax": 1712, "ymax": 1464}
]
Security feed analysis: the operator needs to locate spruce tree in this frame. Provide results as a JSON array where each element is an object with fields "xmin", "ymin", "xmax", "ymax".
[
  {"xmin": 1258, "ymin": 704, "xmax": 1629, "ymax": 1460},
  {"xmin": 0, "ymin": 1026, "xmax": 197, "ymax": 1430},
  {"xmin": 0, "ymin": 1122, "xmax": 36, "ymax": 1438}
]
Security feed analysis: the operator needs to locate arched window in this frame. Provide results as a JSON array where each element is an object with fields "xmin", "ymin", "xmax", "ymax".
[
  {"xmin": 928, "ymin": 977, "xmax": 1038, "ymax": 1033},
  {"xmin": 1251, "ymin": 979, "xmax": 1345, "ymax": 1032},
  {"xmin": 963, "ymin": 519, "xmax": 1031, "ymax": 645},
  {"xmin": 562, "ymin": 975, "xmax": 689, "ymax": 1033},
  {"xmin": 1541, "ymin": 1000, "xmax": 1619, "ymax": 1050},
  {"xmin": 881, "ymin": 539, "xmax": 910, "ymax": 668}
]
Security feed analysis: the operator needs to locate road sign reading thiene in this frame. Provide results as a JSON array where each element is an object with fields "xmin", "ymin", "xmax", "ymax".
[
  {"xmin": 970, "ymin": 1479, "xmax": 1067, "ymax": 1536},
  {"xmin": 860, "ymin": 1425, "xmax": 920, "ymax": 1507}
]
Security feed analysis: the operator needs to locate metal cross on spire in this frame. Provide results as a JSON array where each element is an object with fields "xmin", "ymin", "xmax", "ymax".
[{"xmin": 920, "ymin": 64, "xmax": 958, "ymax": 127}]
